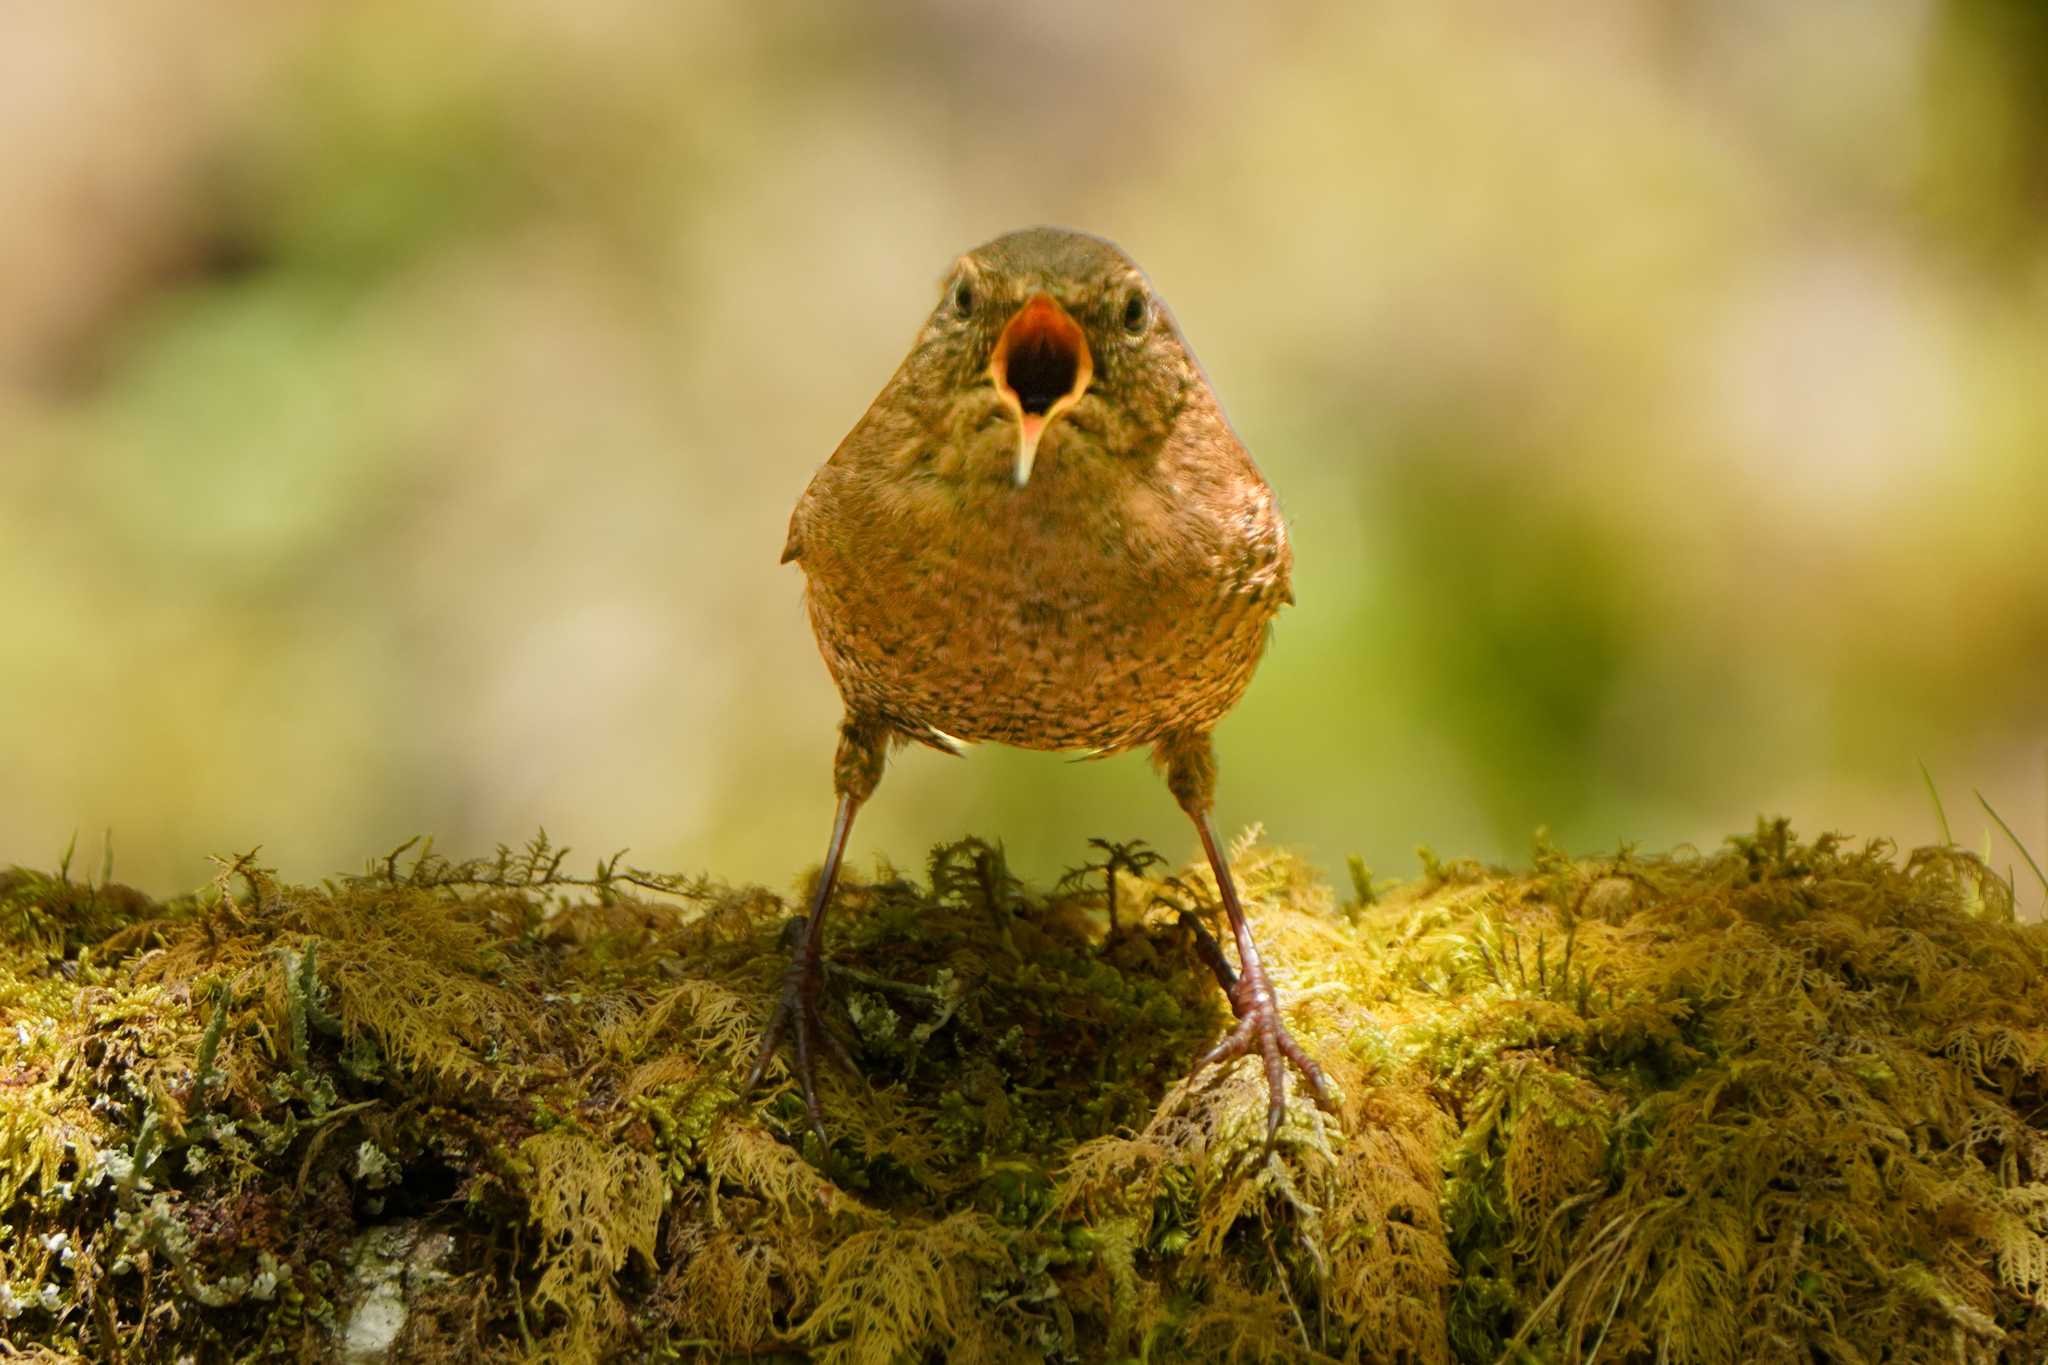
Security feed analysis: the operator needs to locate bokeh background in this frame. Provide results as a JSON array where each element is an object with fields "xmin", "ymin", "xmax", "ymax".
[{"xmin": 4, "ymin": 0, "xmax": 2044, "ymax": 912}]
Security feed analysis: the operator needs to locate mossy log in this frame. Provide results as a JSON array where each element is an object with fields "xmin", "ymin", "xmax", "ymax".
[{"xmin": 1, "ymin": 821, "xmax": 2044, "ymax": 1362}]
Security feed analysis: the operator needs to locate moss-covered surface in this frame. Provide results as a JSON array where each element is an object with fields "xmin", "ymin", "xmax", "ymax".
[{"xmin": 0, "ymin": 821, "xmax": 2044, "ymax": 1362}]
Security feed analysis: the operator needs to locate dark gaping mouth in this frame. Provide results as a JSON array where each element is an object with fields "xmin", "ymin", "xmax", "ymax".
[
  {"xmin": 1007, "ymin": 330, "xmax": 1079, "ymax": 414},
  {"xmin": 988, "ymin": 292, "xmax": 1094, "ymax": 486},
  {"xmin": 992, "ymin": 294, "xmax": 1091, "ymax": 415}
]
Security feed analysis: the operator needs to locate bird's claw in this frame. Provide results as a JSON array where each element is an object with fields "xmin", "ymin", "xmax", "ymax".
[
  {"xmin": 1191, "ymin": 964, "xmax": 1338, "ymax": 1145},
  {"xmin": 743, "ymin": 954, "xmax": 850, "ymax": 1151}
]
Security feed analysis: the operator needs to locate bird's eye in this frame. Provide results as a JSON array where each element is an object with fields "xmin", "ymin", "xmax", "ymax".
[
  {"xmin": 1121, "ymin": 290, "xmax": 1150, "ymax": 335},
  {"xmin": 951, "ymin": 279, "xmax": 975, "ymax": 318}
]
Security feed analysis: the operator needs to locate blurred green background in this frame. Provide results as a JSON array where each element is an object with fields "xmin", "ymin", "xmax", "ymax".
[{"xmin": 3, "ymin": 0, "xmax": 2044, "ymax": 911}]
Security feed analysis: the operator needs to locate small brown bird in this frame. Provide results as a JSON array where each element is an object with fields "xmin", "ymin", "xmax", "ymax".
[{"xmin": 747, "ymin": 226, "xmax": 1335, "ymax": 1146}]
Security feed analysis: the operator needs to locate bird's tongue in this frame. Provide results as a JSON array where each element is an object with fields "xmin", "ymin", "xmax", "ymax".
[{"xmin": 992, "ymin": 293, "xmax": 1092, "ymax": 486}]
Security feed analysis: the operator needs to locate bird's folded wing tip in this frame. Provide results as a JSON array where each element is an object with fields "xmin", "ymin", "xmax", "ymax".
[{"xmin": 924, "ymin": 726, "xmax": 973, "ymax": 756}]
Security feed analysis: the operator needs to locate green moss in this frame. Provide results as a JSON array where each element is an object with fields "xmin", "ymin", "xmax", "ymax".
[{"xmin": 0, "ymin": 822, "xmax": 2043, "ymax": 1361}]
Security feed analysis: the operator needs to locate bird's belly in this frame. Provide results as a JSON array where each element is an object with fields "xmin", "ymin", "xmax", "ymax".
[{"xmin": 805, "ymin": 539, "xmax": 1272, "ymax": 752}]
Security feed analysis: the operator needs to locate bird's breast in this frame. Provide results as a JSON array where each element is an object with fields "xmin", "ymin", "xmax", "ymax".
[{"xmin": 798, "ymin": 463, "xmax": 1280, "ymax": 752}]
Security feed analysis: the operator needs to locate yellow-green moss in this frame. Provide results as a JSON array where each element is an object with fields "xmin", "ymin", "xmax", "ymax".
[{"xmin": 0, "ymin": 822, "xmax": 2043, "ymax": 1361}]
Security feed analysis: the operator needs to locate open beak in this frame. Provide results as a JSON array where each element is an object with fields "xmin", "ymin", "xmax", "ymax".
[{"xmin": 989, "ymin": 292, "xmax": 1092, "ymax": 486}]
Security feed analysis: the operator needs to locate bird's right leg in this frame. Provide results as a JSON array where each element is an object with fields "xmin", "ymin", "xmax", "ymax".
[{"xmin": 742, "ymin": 714, "xmax": 888, "ymax": 1149}]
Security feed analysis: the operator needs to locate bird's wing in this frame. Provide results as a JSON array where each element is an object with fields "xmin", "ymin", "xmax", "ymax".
[
  {"xmin": 782, "ymin": 470, "xmax": 826, "ymax": 563},
  {"xmin": 909, "ymin": 724, "xmax": 973, "ymax": 757},
  {"xmin": 1233, "ymin": 481, "xmax": 1293, "ymax": 606},
  {"xmin": 784, "ymin": 392, "xmax": 894, "ymax": 564},
  {"xmin": 1269, "ymin": 509, "xmax": 1295, "ymax": 605},
  {"xmin": 1163, "ymin": 386, "xmax": 1292, "ymax": 606}
]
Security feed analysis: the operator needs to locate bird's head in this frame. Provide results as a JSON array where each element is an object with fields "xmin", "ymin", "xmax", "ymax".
[{"xmin": 911, "ymin": 227, "xmax": 1196, "ymax": 487}]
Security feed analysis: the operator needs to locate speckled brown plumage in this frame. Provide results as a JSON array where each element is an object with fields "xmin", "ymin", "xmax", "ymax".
[
  {"xmin": 786, "ymin": 238, "xmax": 1290, "ymax": 765},
  {"xmin": 747, "ymin": 227, "xmax": 1335, "ymax": 1150}
]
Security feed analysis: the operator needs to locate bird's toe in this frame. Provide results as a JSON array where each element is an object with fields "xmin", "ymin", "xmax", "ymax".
[{"xmin": 1190, "ymin": 965, "xmax": 1339, "ymax": 1144}]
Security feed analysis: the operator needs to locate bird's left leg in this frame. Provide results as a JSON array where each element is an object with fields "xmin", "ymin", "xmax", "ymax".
[{"xmin": 1158, "ymin": 730, "xmax": 1338, "ymax": 1143}]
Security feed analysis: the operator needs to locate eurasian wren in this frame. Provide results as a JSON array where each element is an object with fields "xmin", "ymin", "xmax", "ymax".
[{"xmin": 747, "ymin": 227, "xmax": 1336, "ymax": 1148}]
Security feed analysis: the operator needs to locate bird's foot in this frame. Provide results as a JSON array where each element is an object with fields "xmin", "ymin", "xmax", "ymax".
[
  {"xmin": 742, "ymin": 951, "xmax": 852, "ymax": 1150},
  {"xmin": 1191, "ymin": 961, "xmax": 1338, "ymax": 1145}
]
